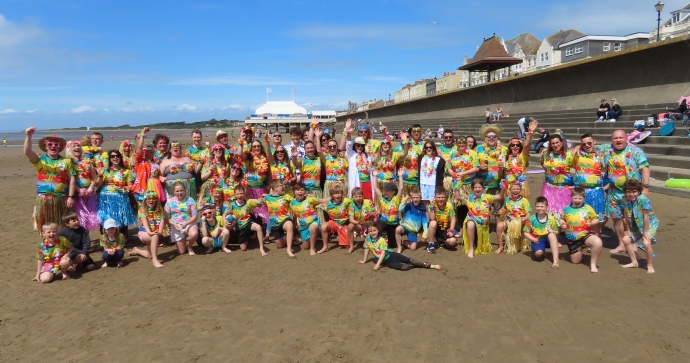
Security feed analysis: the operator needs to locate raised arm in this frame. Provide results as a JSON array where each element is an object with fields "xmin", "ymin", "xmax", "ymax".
[
  {"xmin": 523, "ymin": 120, "xmax": 537, "ymax": 158},
  {"xmin": 291, "ymin": 146, "xmax": 302, "ymax": 169},
  {"xmin": 396, "ymin": 168, "xmax": 404, "ymax": 199},
  {"xmin": 136, "ymin": 127, "xmax": 150, "ymax": 153},
  {"xmin": 24, "ymin": 127, "xmax": 38, "ymax": 162}
]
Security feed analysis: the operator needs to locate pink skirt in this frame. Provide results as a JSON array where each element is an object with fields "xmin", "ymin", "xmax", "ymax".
[
  {"xmin": 541, "ymin": 182, "xmax": 572, "ymax": 219},
  {"xmin": 246, "ymin": 185, "xmax": 269, "ymax": 224},
  {"xmin": 74, "ymin": 193, "xmax": 99, "ymax": 231}
]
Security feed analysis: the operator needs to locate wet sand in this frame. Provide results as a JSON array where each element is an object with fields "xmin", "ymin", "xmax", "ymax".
[{"xmin": 1, "ymin": 139, "xmax": 689, "ymax": 362}]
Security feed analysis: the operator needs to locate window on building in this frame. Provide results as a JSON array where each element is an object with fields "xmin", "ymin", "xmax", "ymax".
[
  {"xmin": 603, "ymin": 42, "xmax": 610, "ymax": 51},
  {"xmin": 575, "ymin": 45, "xmax": 583, "ymax": 54},
  {"xmin": 565, "ymin": 47, "xmax": 573, "ymax": 56},
  {"xmin": 673, "ymin": 13, "xmax": 680, "ymax": 23},
  {"xmin": 614, "ymin": 42, "xmax": 622, "ymax": 51}
]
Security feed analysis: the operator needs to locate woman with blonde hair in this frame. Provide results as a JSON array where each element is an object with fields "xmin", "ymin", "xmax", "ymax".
[{"xmin": 65, "ymin": 140, "xmax": 99, "ymax": 231}]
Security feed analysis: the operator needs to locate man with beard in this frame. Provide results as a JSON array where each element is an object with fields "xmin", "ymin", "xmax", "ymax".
[{"xmin": 396, "ymin": 124, "xmax": 425, "ymax": 197}]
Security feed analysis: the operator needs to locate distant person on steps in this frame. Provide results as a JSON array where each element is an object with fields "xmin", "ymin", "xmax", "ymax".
[
  {"xmin": 606, "ymin": 99, "xmax": 622, "ymax": 121},
  {"xmin": 596, "ymin": 99, "xmax": 610, "ymax": 122}
]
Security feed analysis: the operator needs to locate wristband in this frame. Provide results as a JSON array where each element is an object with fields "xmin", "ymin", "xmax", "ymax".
[{"xmin": 138, "ymin": 131, "xmax": 146, "ymax": 138}]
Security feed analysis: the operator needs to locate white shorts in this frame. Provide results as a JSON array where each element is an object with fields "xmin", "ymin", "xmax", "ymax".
[
  {"xmin": 421, "ymin": 183, "xmax": 436, "ymax": 201},
  {"xmin": 170, "ymin": 225, "xmax": 191, "ymax": 242}
]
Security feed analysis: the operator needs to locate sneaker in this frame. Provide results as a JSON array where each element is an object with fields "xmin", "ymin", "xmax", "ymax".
[
  {"xmin": 610, "ymin": 118, "xmax": 616, "ymax": 122},
  {"xmin": 596, "ymin": 116, "xmax": 604, "ymax": 122},
  {"xmin": 427, "ymin": 242, "xmax": 436, "ymax": 254}
]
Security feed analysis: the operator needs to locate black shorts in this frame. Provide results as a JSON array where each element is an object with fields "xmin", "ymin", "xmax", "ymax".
[
  {"xmin": 237, "ymin": 225, "xmax": 251, "ymax": 245},
  {"xmin": 271, "ymin": 218, "xmax": 293, "ymax": 240},
  {"xmin": 377, "ymin": 220, "xmax": 399, "ymax": 248},
  {"xmin": 567, "ymin": 233, "xmax": 593, "ymax": 254},
  {"xmin": 435, "ymin": 229, "xmax": 453, "ymax": 244},
  {"xmin": 68, "ymin": 252, "xmax": 94, "ymax": 266}
]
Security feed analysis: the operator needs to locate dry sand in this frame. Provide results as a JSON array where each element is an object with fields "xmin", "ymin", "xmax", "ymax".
[{"xmin": 1, "ymin": 139, "xmax": 689, "ymax": 363}]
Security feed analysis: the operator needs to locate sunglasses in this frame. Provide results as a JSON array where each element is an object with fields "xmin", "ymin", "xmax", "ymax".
[
  {"xmin": 485, "ymin": 135, "xmax": 497, "ymax": 139},
  {"xmin": 509, "ymin": 144, "xmax": 520, "ymax": 147},
  {"xmin": 424, "ymin": 146, "xmax": 434, "ymax": 150},
  {"xmin": 582, "ymin": 142, "xmax": 593, "ymax": 146},
  {"xmin": 45, "ymin": 142, "xmax": 60, "ymax": 148},
  {"xmin": 276, "ymin": 150, "xmax": 286, "ymax": 154},
  {"xmin": 274, "ymin": 135, "xmax": 282, "ymax": 138},
  {"xmin": 443, "ymin": 136, "xmax": 454, "ymax": 139},
  {"xmin": 202, "ymin": 212, "xmax": 214, "ymax": 216},
  {"xmin": 251, "ymin": 145, "xmax": 261, "ymax": 148},
  {"xmin": 109, "ymin": 155, "xmax": 120, "ymax": 159},
  {"xmin": 412, "ymin": 128, "xmax": 422, "ymax": 132}
]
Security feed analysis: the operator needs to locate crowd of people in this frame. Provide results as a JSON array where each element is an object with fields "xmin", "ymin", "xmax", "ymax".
[{"xmin": 25, "ymin": 117, "xmax": 658, "ymax": 283}]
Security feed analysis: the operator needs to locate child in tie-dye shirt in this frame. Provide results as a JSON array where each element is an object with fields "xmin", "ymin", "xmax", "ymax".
[
  {"xmin": 34, "ymin": 223, "xmax": 73, "ymax": 283},
  {"xmin": 164, "ymin": 182, "xmax": 199, "ymax": 256},
  {"xmin": 427, "ymin": 187, "xmax": 457, "ymax": 252},
  {"xmin": 262, "ymin": 179, "xmax": 296, "ymax": 257},
  {"xmin": 348, "ymin": 187, "xmax": 376, "ymax": 252},
  {"xmin": 620, "ymin": 179, "xmax": 659, "ymax": 274},
  {"xmin": 226, "ymin": 185, "xmax": 266, "ymax": 256},
  {"xmin": 319, "ymin": 183, "xmax": 354, "ymax": 253},
  {"xmin": 375, "ymin": 169, "xmax": 405, "ymax": 250},
  {"xmin": 289, "ymin": 182, "xmax": 327, "ymax": 255},
  {"xmin": 463, "ymin": 179, "xmax": 505, "ymax": 258},
  {"xmin": 495, "ymin": 183, "xmax": 532, "ymax": 254},
  {"xmin": 559, "ymin": 188, "xmax": 603, "ymax": 273},
  {"xmin": 522, "ymin": 197, "xmax": 560, "ymax": 268}
]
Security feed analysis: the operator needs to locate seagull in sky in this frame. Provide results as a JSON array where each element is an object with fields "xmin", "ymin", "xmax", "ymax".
[{"xmin": 429, "ymin": 21, "xmax": 439, "ymax": 25}]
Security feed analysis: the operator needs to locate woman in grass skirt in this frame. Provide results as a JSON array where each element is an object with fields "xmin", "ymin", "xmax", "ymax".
[
  {"xmin": 97, "ymin": 149, "xmax": 137, "ymax": 235},
  {"xmin": 66, "ymin": 140, "xmax": 99, "ymax": 231},
  {"xmin": 540, "ymin": 133, "xmax": 574, "ymax": 220}
]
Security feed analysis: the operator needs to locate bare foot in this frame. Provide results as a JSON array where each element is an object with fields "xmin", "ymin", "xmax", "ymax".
[
  {"xmin": 310, "ymin": 250, "xmax": 317, "ymax": 256},
  {"xmin": 609, "ymin": 248, "xmax": 624, "ymax": 254},
  {"xmin": 551, "ymin": 263, "xmax": 560, "ymax": 269},
  {"xmin": 117, "ymin": 261, "xmax": 124, "ymax": 268},
  {"xmin": 590, "ymin": 265, "xmax": 599, "ymax": 273},
  {"xmin": 206, "ymin": 247, "xmax": 214, "ymax": 254},
  {"xmin": 222, "ymin": 247, "xmax": 232, "ymax": 254},
  {"xmin": 287, "ymin": 252, "xmax": 296, "ymax": 258},
  {"xmin": 188, "ymin": 250, "xmax": 196, "ymax": 256},
  {"xmin": 396, "ymin": 249, "xmax": 402, "ymax": 254},
  {"xmin": 152, "ymin": 261, "xmax": 164, "ymax": 268},
  {"xmin": 467, "ymin": 251, "xmax": 474, "ymax": 259},
  {"xmin": 102, "ymin": 262, "xmax": 109, "ymax": 269},
  {"xmin": 62, "ymin": 274, "xmax": 71, "ymax": 280},
  {"xmin": 430, "ymin": 264, "xmax": 441, "ymax": 270},
  {"xmin": 129, "ymin": 247, "xmax": 139, "ymax": 256},
  {"xmin": 347, "ymin": 248, "xmax": 353, "ymax": 255},
  {"xmin": 317, "ymin": 247, "xmax": 328, "ymax": 254},
  {"xmin": 260, "ymin": 250, "xmax": 267, "ymax": 257},
  {"xmin": 557, "ymin": 242, "xmax": 563, "ymax": 248},
  {"xmin": 647, "ymin": 266, "xmax": 655, "ymax": 274},
  {"xmin": 622, "ymin": 262, "xmax": 638, "ymax": 268},
  {"xmin": 32, "ymin": 276, "xmax": 39, "ymax": 281},
  {"xmin": 494, "ymin": 248, "xmax": 503, "ymax": 254}
]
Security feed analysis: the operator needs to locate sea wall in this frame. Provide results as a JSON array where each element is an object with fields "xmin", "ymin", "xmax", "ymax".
[{"xmin": 337, "ymin": 35, "xmax": 690, "ymax": 123}]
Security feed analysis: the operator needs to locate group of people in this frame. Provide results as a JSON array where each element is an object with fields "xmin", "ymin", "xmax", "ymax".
[
  {"xmin": 26, "ymin": 116, "xmax": 658, "ymax": 283},
  {"xmin": 596, "ymin": 98, "xmax": 623, "ymax": 122}
]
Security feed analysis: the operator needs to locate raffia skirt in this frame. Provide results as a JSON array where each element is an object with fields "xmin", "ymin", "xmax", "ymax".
[
  {"xmin": 97, "ymin": 192, "xmax": 137, "ymax": 227},
  {"xmin": 33, "ymin": 194, "xmax": 69, "ymax": 232},
  {"xmin": 504, "ymin": 217, "xmax": 530, "ymax": 254},
  {"xmin": 462, "ymin": 218, "xmax": 492, "ymax": 255}
]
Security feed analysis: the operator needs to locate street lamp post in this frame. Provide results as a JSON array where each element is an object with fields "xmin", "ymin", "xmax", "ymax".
[{"xmin": 655, "ymin": 1, "xmax": 665, "ymax": 42}]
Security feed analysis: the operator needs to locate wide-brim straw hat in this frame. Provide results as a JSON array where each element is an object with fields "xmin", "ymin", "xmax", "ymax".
[
  {"xmin": 38, "ymin": 134, "xmax": 67, "ymax": 152},
  {"xmin": 479, "ymin": 124, "xmax": 503, "ymax": 139}
]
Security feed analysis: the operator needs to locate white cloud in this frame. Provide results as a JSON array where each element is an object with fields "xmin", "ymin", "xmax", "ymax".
[
  {"xmin": 25, "ymin": 109, "xmax": 38, "ymax": 113},
  {"xmin": 0, "ymin": 108, "xmax": 18, "ymax": 114},
  {"xmin": 119, "ymin": 106, "xmax": 156, "ymax": 112},
  {"xmin": 174, "ymin": 104, "xmax": 197, "ymax": 111},
  {"xmin": 0, "ymin": 14, "xmax": 44, "ymax": 49},
  {"xmin": 70, "ymin": 105, "xmax": 97, "ymax": 113}
]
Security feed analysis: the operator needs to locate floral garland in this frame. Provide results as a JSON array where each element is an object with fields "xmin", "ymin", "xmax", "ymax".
[
  {"xmin": 146, "ymin": 207, "xmax": 163, "ymax": 232},
  {"xmin": 250, "ymin": 152, "xmax": 269, "ymax": 174},
  {"xmin": 325, "ymin": 154, "xmax": 345, "ymax": 178},
  {"xmin": 422, "ymin": 156, "xmax": 437, "ymax": 178},
  {"xmin": 212, "ymin": 161, "xmax": 227, "ymax": 184},
  {"xmin": 42, "ymin": 237, "xmax": 57, "ymax": 248},
  {"xmin": 355, "ymin": 153, "xmax": 371, "ymax": 175}
]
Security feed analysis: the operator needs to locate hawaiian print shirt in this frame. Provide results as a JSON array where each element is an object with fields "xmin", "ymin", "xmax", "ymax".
[
  {"xmin": 31, "ymin": 154, "xmax": 76, "ymax": 196},
  {"xmin": 542, "ymin": 150, "xmax": 574, "ymax": 186},
  {"xmin": 164, "ymin": 197, "xmax": 197, "ymax": 225},
  {"xmin": 36, "ymin": 237, "xmax": 71, "ymax": 274},
  {"xmin": 504, "ymin": 195, "xmax": 532, "ymax": 221},
  {"xmin": 562, "ymin": 204, "xmax": 598, "ymax": 241}
]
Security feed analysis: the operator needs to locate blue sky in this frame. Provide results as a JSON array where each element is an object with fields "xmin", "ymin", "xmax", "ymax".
[{"xmin": 0, "ymin": 0, "xmax": 686, "ymax": 131}]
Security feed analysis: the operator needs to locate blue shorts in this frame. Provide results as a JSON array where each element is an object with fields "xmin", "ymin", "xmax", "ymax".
[
  {"xmin": 532, "ymin": 236, "xmax": 549, "ymax": 253},
  {"xmin": 211, "ymin": 236, "xmax": 223, "ymax": 248},
  {"xmin": 299, "ymin": 221, "xmax": 320, "ymax": 241},
  {"xmin": 403, "ymin": 225, "xmax": 421, "ymax": 242}
]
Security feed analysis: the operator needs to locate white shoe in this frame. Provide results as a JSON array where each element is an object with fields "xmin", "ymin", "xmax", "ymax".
[
  {"xmin": 596, "ymin": 116, "xmax": 604, "ymax": 122},
  {"xmin": 610, "ymin": 119, "xmax": 616, "ymax": 122}
]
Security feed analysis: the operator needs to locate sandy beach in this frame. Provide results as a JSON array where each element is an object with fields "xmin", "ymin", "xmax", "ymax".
[{"xmin": 1, "ymin": 137, "xmax": 689, "ymax": 362}]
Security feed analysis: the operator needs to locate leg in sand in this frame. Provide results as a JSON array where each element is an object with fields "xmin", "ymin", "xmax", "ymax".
[
  {"xmin": 427, "ymin": 220, "xmax": 437, "ymax": 246},
  {"xmin": 495, "ymin": 221, "xmax": 505, "ymax": 254},
  {"xmin": 621, "ymin": 235, "xmax": 639, "ymax": 269},
  {"xmin": 284, "ymin": 220, "xmax": 295, "ymax": 258},
  {"xmin": 39, "ymin": 272, "xmax": 55, "ymax": 284},
  {"xmin": 251, "ymin": 223, "xmax": 266, "ymax": 256},
  {"xmin": 186, "ymin": 225, "xmax": 199, "ymax": 255},
  {"xmin": 201, "ymin": 237, "xmax": 215, "ymax": 254},
  {"xmin": 584, "ymin": 235, "xmax": 602, "ymax": 273},
  {"xmin": 395, "ymin": 226, "xmax": 408, "ymax": 253},
  {"xmin": 59, "ymin": 256, "xmax": 72, "ymax": 280},
  {"xmin": 318, "ymin": 223, "xmax": 330, "ymax": 254},
  {"xmin": 641, "ymin": 236, "xmax": 655, "ymax": 274},
  {"xmin": 466, "ymin": 220, "xmax": 476, "ymax": 258},
  {"xmin": 547, "ymin": 233, "xmax": 560, "ymax": 269},
  {"xmin": 307, "ymin": 222, "xmax": 319, "ymax": 256},
  {"xmin": 131, "ymin": 233, "xmax": 164, "ymax": 267},
  {"xmin": 220, "ymin": 229, "xmax": 230, "ymax": 253},
  {"xmin": 408, "ymin": 257, "xmax": 441, "ymax": 270},
  {"xmin": 347, "ymin": 223, "xmax": 357, "ymax": 254},
  {"xmin": 610, "ymin": 218, "xmax": 626, "ymax": 254}
]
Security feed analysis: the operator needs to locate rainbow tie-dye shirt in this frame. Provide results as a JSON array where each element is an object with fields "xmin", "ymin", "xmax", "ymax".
[
  {"xmin": 428, "ymin": 201, "xmax": 455, "ymax": 231},
  {"xmin": 541, "ymin": 151, "xmax": 574, "ymax": 186},
  {"xmin": 230, "ymin": 199, "xmax": 263, "ymax": 229},
  {"xmin": 100, "ymin": 233, "xmax": 126, "ymax": 249},
  {"xmin": 290, "ymin": 195, "xmax": 321, "ymax": 230},
  {"xmin": 399, "ymin": 140, "xmax": 424, "ymax": 185},
  {"xmin": 31, "ymin": 155, "xmax": 76, "ymax": 196},
  {"xmin": 263, "ymin": 194, "xmax": 293, "ymax": 226},
  {"xmin": 523, "ymin": 214, "xmax": 559, "ymax": 238},
  {"xmin": 299, "ymin": 157, "xmax": 322, "ymax": 191},
  {"xmin": 504, "ymin": 153, "xmax": 529, "ymax": 186},
  {"xmin": 475, "ymin": 143, "xmax": 507, "ymax": 188},
  {"xmin": 573, "ymin": 146, "xmax": 606, "ymax": 188},
  {"xmin": 36, "ymin": 237, "xmax": 72, "ymax": 274},
  {"xmin": 561, "ymin": 204, "xmax": 598, "ymax": 241},
  {"xmin": 363, "ymin": 235, "xmax": 391, "ymax": 261},
  {"xmin": 324, "ymin": 154, "xmax": 348, "ymax": 182},
  {"xmin": 164, "ymin": 197, "xmax": 197, "ymax": 225},
  {"xmin": 377, "ymin": 195, "xmax": 402, "ymax": 225},
  {"xmin": 466, "ymin": 193, "xmax": 496, "ymax": 226},
  {"xmin": 504, "ymin": 195, "xmax": 532, "ymax": 221},
  {"xmin": 100, "ymin": 168, "xmax": 134, "ymax": 195},
  {"xmin": 602, "ymin": 144, "xmax": 649, "ymax": 195},
  {"xmin": 320, "ymin": 198, "xmax": 353, "ymax": 226},
  {"xmin": 448, "ymin": 148, "xmax": 479, "ymax": 187},
  {"xmin": 185, "ymin": 146, "xmax": 209, "ymax": 166},
  {"xmin": 437, "ymin": 145, "xmax": 457, "ymax": 164},
  {"xmin": 349, "ymin": 199, "xmax": 375, "ymax": 223},
  {"xmin": 73, "ymin": 158, "xmax": 94, "ymax": 189},
  {"xmin": 375, "ymin": 153, "xmax": 400, "ymax": 183},
  {"xmin": 365, "ymin": 139, "xmax": 382, "ymax": 159}
]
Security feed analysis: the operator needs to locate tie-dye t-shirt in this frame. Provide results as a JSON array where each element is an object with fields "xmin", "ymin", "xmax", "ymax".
[
  {"xmin": 164, "ymin": 197, "xmax": 197, "ymax": 225},
  {"xmin": 320, "ymin": 198, "xmax": 353, "ymax": 226},
  {"xmin": 523, "ymin": 214, "xmax": 559, "ymax": 238},
  {"xmin": 324, "ymin": 154, "xmax": 348, "ymax": 182},
  {"xmin": 31, "ymin": 155, "xmax": 77, "ymax": 196},
  {"xmin": 184, "ymin": 146, "xmax": 209, "ymax": 166},
  {"xmin": 299, "ymin": 157, "xmax": 322, "ymax": 191},
  {"xmin": 602, "ymin": 144, "xmax": 649, "ymax": 195},
  {"xmin": 220, "ymin": 177, "xmax": 247, "ymax": 202},
  {"xmin": 349, "ymin": 199, "xmax": 375, "ymax": 223},
  {"xmin": 466, "ymin": 193, "xmax": 496, "ymax": 226},
  {"xmin": 363, "ymin": 235, "xmax": 391, "ymax": 261},
  {"xmin": 624, "ymin": 194, "xmax": 659, "ymax": 242},
  {"xmin": 398, "ymin": 140, "xmax": 424, "ymax": 185},
  {"xmin": 475, "ymin": 143, "xmax": 507, "ymax": 188},
  {"xmin": 36, "ymin": 237, "xmax": 72, "ymax": 274},
  {"xmin": 73, "ymin": 158, "xmax": 94, "ymax": 189},
  {"xmin": 100, "ymin": 168, "xmax": 134, "ymax": 195},
  {"xmin": 437, "ymin": 145, "xmax": 457, "ymax": 164},
  {"xmin": 561, "ymin": 204, "xmax": 598, "ymax": 241},
  {"xmin": 100, "ymin": 233, "xmax": 126, "ymax": 249},
  {"xmin": 541, "ymin": 151, "xmax": 574, "ymax": 186},
  {"xmin": 201, "ymin": 161, "xmax": 228, "ymax": 185},
  {"xmin": 378, "ymin": 195, "xmax": 402, "ymax": 225},
  {"xmin": 574, "ymin": 146, "xmax": 606, "ymax": 188},
  {"xmin": 196, "ymin": 196, "xmax": 229, "ymax": 218},
  {"xmin": 428, "ymin": 201, "xmax": 455, "ymax": 231},
  {"xmin": 245, "ymin": 155, "xmax": 269, "ymax": 188},
  {"xmin": 448, "ymin": 148, "xmax": 479, "ymax": 187},
  {"xmin": 263, "ymin": 194, "xmax": 293, "ymax": 226},
  {"xmin": 271, "ymin": 161, "xmax": 295, "ymax": 184},
  {"xmin": 504, "ymin": 153, "xmax": 529, "ymax": 186},
  {"xmin": 289, "ymin": 195, "xmax": 321, "ymax": 229},
  {"xmin": 203, "ymin": 216, "xmax": 224, "ymax": 236},
  {"xmin": 364, "ymin": 139, "xmax": 381, "ymax": 159},
  {"xmin": 375, "ymin": 153, "xmax": 400, "ymax": 182},
  {"xmin": 230, "ymin": 199, "xmax": 263, "ymax": 229},
  {"xmin": 504, "ymin": 196, "xmax": 532, "ymax": 221}
]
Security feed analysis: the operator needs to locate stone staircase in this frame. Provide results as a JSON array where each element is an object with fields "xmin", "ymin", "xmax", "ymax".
[{"xmin": 368, "ymin": 103, "xmax": 690, "ymax": 198}]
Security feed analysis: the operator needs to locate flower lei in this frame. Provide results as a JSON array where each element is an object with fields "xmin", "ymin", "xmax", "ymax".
[
  {"xmin": 251, "ymin": 152, "xmax": 269, "ymax": 174},
  {"xmin": 169, "ymin": 164, "xmax": 181, "ymax": 174},
  {"xmin": 422, "ymin": 156, "xmax": 437, "ymax": 177},
  {"xmin": 355, "ymin": 153, "xmax": 371, "ymax": 175},
  {"xmin": 147, "ymin": 207, "xmax": 162, "ymax": 232},
  {"xmin": 481, "ymin": 141, "xmax": 503, "ymax": 161},
  {"xmin": 212, "ymin": 161, "xmax": 227, "ymax": 184},
  {"xmin": 42, "ymin": 237, "xmax": 57, "ymax": 248}
]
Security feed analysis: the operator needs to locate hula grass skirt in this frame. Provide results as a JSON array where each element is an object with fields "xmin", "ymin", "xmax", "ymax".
[
  {"xmin": 462, "ymin": 218, "xmax": 492, "ymax": 255},
  {"xmin": 505, "ymin": 218, "xmax": 530, "ymax": 254},
  {"xmin": 541, "ymin": 182, "xmax": 572, "ymax": 219},
  {"xmin": 97, "ymin": 192, "xmax": 137, "ymax": 227},
  {"xmin": 33, "ymin": 194, "xmax": 69, "ymax": 232},
  {"xmin": 74, "ymin": 194, "xmax": 99, "ymax": 231}
]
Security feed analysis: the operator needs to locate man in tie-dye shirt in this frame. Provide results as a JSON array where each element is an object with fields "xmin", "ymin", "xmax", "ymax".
[
  {"xmin": 395, "ymin": 124, "xmax": 425, "ymax": 197},
  {"xmin": 601, "ymin": 130, "xmax": 650, "ymax": 254}
]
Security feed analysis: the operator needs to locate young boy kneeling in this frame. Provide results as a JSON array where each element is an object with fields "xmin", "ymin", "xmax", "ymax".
[
  {"xmin": 200, "ymin": 204, "xmax": 230, "ymax": 254},
  {"xmin": 263, "ymin": 179, "xmax": 297, "ymax": 257},
  {"xmin": 319, "ymin": 183, "xmax": 354, "ymax": 253},
  {"xmin": 427, "ymin": 186, "xmax": 458, "ymax": 253},
  {"xmin": 560, "ymin": 188, "xmax": 603, "ymax": 273},
  {"xmin": 34, "ymin": 223, "xmax": 73, "ymax": 283},
  {"xmin": 522, "ymin": 196, "xmax": 560, "ymax": 268},
  {"xmin": 226, "ymin": 185, "xmax": 266, "ymax": 256}
]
